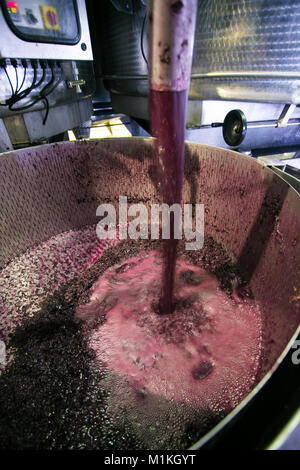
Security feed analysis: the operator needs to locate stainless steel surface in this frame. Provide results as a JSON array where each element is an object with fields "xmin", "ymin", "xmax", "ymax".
[
  {"xmin": 0, "ymin": 138, "xmax": 299, "ymax": 448},
  {"xmin": 0, "ymin": 59, "xmax": 95, "ymax": 147},
  {"xmin": 277, "ymin": 412, "xmax": 300, "ymax": 450},
  {"xmin": 0, "ymin": 0, "xmax": 93, "ymax": 61},
  {"xmin": 185, "ymin": 122, "xmax": 300, "ymax": 152},
  {"xmin": 193, "ymin": 0, "xmax": 300, "ymax": 73},
  {"xmin": 0, "ymin": 0, "xmax": 95, "ymax": 145},
  {"xmin": 198, "ymin": 101, "xmax": 300, "ymax": 127},
  {"xmin": 0, "ymin": 60, "xmax": 95, "ymax": 116},
  {"xmin": 111, "ymin": 94, "xmax": 300, "ymax": 126},
  {"xmin": 189, "ymin": 0, "xmax": 300, "ymax": 103},
  {"xmin": 99, "ymin": 0, "xmax": 148, "ymax": 92},
  {"xmin": 3, "ymin": 114, "xmax": 30, "ymax": 147},
  {"xmin": 23, "ymin": 98, "xmax": 92, "ymax": 140},
  {"xmin": 277, "ymin": 104, "xmax": 297, "ymax": 128},
  {"xmin": 0, "ymin": 119, "xmax": 13, "ymax": 152},
  {"xmin": 271, "ymin": 166, "xmax": 300, "ymax": 194},
  {"xmin": 100, "ymin": 0, "xmax": 300, "ymax": 103},
  {"xmin": 0, "ymin": 98, "xmax": 92, "ymax": 150},
  {"xmin": 100, "ymin": 0, "xmax": 300, "ymax": 149}
]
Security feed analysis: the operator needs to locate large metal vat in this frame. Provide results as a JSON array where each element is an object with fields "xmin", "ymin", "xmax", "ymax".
[{"xmin": 0, "ymin": 138, "xmax": 299, "ymax": 448}]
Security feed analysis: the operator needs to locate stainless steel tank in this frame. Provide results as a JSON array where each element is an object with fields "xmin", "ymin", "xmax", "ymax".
[
  {"xmin": 0, "ymin": 138, "xmax": 299, "ymax": 449},
  {"xmin": 96, "ymin": 0, "xmax": 300, "ymax": 126}
]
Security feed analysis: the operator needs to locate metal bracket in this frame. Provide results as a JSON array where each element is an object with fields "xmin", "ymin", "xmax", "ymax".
[
  {"xmin": 67, "ymin": 79, "xmax": 86, "ymax": 89},
  {"xmin": 71, "ymin": 61, "xmax": 83, "ymax": 94},
  {"xmin": 277, "ymin": 104, "xmax": 296, "ymax": 128}
]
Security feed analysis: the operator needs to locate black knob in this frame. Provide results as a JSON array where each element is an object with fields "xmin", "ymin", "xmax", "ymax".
[{"xmin": 223, "ymin": 109, "xmax": 247, "ymax": 147}]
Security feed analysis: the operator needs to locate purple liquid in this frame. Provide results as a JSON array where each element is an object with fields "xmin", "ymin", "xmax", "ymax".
[{"xmin": 149, "ymin": 89, "xmax": 188, "ymax": 314}]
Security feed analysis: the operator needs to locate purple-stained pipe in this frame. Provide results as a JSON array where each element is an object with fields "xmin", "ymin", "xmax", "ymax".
[
  {"xmin": 148, "ymin": 0, "xmax": 198, "ymax": 314},
  {"xmin": 148, "ymin": 0, "xmax": 198, "ymax": 93}
]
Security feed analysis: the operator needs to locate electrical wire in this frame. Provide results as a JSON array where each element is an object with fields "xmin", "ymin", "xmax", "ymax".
[
  {"xmin": 8, "ymin": 64, "xmax": 45, "ymax": 110},
  {"xmin": 3, "ymin": 67, "xmax": 14, "ymax": 97},
  {"xmin": 39, "ymin": 66, "xmax": 55, "ymax": 95},
  {"xmin": 14, "ymin": 66, "xmax": 18, "ymax": 95},
  {"xmin": 0, "ymin": 64, "xmax": 15, "ymax": 106},
  {"xmin": 32, "ymin": 66, "xmax": 46, "ymax": 90},
  {"xmin": 41, "ymin": 97, "xmax": 49, "ymax": 125},
  {"xmin": 9, "ymin": 71, "xmax": 54, "ymax": 111},
  {"xmin": 16, "ymin": 67, "xmax": 27, "ymax": 94},
  {"xmin": 9, "ymin": 66, "xmax": 63, "ymax": 125},
  {"xmin": 10, "ymin": 64, "xmax": 38, "ymax": 104},
  {"xmin": 1, "ymin": 60, "xmax": 62, "ymax": 125},
  {"xmin": 141, "ymin": 12, "xmax": 149, "ymax": 68}
]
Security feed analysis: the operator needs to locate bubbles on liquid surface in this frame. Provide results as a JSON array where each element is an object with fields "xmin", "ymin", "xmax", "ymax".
[{"xmin": 75, "ymin": 250, "xmax": 262, "ymax": 448}]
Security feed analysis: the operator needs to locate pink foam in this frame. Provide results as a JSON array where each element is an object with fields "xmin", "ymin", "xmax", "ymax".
[{"xmin": 76, "ymin": 251, "xmax": 262, "ymax": 411}]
